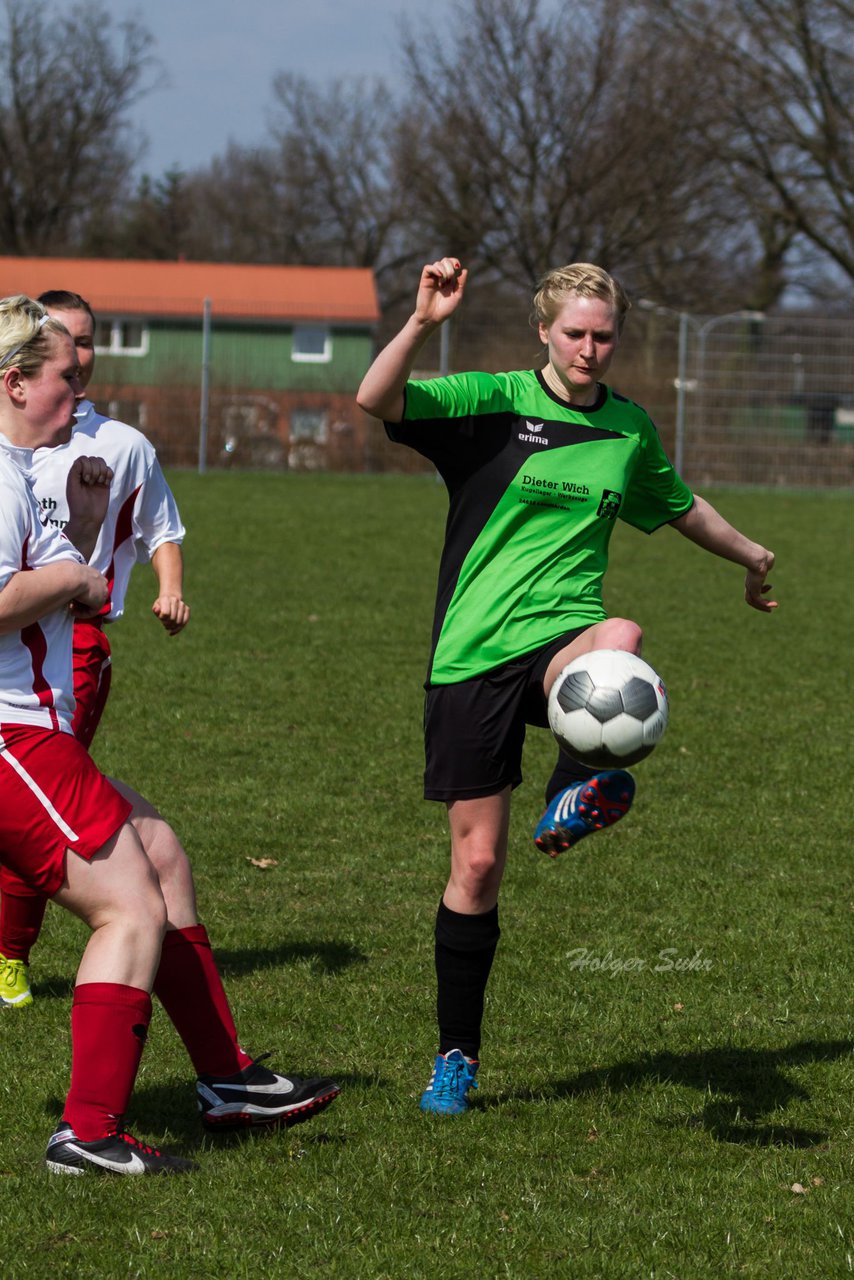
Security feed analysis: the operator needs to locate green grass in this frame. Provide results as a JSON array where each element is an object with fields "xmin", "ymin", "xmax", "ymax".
[{"xmin": 1, "ymin": 474, "xmax": 851, "ymax": 1279}]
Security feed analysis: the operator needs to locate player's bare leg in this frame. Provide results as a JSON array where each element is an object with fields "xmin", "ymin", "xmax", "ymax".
[
  {"xmin": 444, "ymin": 790, "xmax": 511, "ymax": 915},
  {"xmin": 542, "ymin": 616, "xmax": 642, "ymax": 694},
  {"xmin": 421, "ymin": 791, "xmax": 509, "ymax": 1116},
  {"xmin": 108, "ymin": 779, "xmax": 197, "ymax": 928},
  {"xmin": 53, "ymin": 824, "xmax": 167, "ymax": 989}
]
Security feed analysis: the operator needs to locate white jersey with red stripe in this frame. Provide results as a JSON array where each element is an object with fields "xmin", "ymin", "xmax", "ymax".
[
  {"xmin": 30, "ymin": 400, "xmax": 185, "ymax": 621},
  {"xmin": 0, "ymin": 436, "xmax": 84, "ymax": 732}
]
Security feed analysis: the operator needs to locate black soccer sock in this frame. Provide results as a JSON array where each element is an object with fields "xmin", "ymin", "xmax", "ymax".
[
  {"xmin": 434, "ymin": 899, "xmax": 500, "ymax": 1059},
  {"xmin": 544, "ymin": 749, "xmax": 597, "ymax": 805}
]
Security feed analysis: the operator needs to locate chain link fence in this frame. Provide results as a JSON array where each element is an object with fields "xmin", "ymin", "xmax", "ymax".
[{"xmin": 618, "ymin": 308, "xmax": 854, "ymax": 489}]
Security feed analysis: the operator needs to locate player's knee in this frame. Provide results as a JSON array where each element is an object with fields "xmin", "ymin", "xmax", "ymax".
[
  {"xmin": 117, "ymin": 829, "xmax": 169, "ymax": 932},
  {"xmin": 150, "ymin": 821, "xmax": 190, "ymax": 877},
  {"xmin": 453, "ymin": 846, "xmax": 502, "ymax": 899},
  {"xmin": 93, "ymin": 876, "xmax": 167, "ymax": 946},
  {"xmin": 596, "ymin": 617, "xmax": 642, "ymax": 655},
  {"xmin": 122, "ymin": 856, "xmax": 168, "ymax": 930},
  {"xmin": 145, "ymin": 867, "xmax": 169, "ymax": 922}
]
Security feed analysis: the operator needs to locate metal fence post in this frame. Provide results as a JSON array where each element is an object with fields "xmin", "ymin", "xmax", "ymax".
[
  {"xmin": 198, "ymin": 297, "xmax": 212, "ymax": 474},
  {"xmin": 675, "ymin": 311, "xmax": 688, "ymax": 475},
  {"xmin": 439, "ymin": 318, "xmax": 451, "ymax": 377}
]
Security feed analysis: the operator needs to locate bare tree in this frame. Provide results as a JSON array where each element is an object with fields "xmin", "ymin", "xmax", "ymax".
[
  {"xmin": 265, "ymin": 74, "xmax": 419, "ymax": 306},
  {"xmin": 397, "ymin": 0, "xmax": 756, "ymax": 301},
  {"xmin": 395, "ymin": 0, "xmax": 854, "ymax": 308},
  {"xmin": 167, "ymin": 77, "xmax": 418, "ymax": 305},
  {"xmin": 177, "ymin": 145, "xmax": 291, "ymax": 263},
  {"xmin": 109, "ymin": 168, "xmax": 196, "ymax": 260},
  {"xmin": 0, "ymin": 0, "xmax": 160, "ymax": 255},
  {"xmin": 648, "ymin": 0, "xmax": 854, "ymax": 282},
  {"xmin": 82, "ymin": 0, "xmax": 849, "ymax": 318}
]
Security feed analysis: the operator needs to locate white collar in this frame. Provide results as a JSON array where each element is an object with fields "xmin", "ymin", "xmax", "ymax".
[
  {"xmin": 30, "ymin": 401, "xmax": 95, "ymax": 462},
  {"xmin": 0, "ymin": 429, "xmax": 34, "ymax": 471}
]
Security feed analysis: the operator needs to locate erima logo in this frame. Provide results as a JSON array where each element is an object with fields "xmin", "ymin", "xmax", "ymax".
[{"xmin": 518, "ymin": 419, "xmax": 549, "ymax": 446}]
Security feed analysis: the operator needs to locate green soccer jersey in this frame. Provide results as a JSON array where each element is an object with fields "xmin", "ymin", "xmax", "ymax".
[{"xmin": 386, "ymin": 368, "xmax": 693, "ymax": 684}]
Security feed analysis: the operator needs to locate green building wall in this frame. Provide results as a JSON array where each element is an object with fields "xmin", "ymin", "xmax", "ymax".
[{"xmin": 94, "ymin": 320, "xmax": 374, "ymax": 392}]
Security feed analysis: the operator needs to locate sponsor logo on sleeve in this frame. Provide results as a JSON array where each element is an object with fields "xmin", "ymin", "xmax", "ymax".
[
  {"xmin": 38, "ymin": 496, "xmax": 68, "ymax": 530},
  {"xmin": 597, "ymin": 489, "xmax": 623, "ymax": 519}
]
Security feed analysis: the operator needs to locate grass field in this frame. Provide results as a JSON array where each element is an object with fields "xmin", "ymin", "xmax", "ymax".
[{"xmin": 1, "ymin": 473, "xmax": 851, "ymax": 1279}]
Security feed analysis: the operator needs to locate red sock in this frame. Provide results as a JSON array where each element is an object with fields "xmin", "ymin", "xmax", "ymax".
[
  {"xmin": 0, "ymin": 866, "xmax": 48, "ymax": 962},
  {"xmin": 153, "ymin": 925, "xmax": 252, "ymax": 1078},
  {"xmin": 64, "ymin": 983, "xmax": 152, "ymax": 1142}
]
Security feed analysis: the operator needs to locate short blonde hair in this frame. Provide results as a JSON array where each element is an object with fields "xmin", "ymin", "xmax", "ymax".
[
  {"xmin": 0, "ymin": 295, "xmax": 68, "ymax": 375},
  {"xmin": 532, "ymin": 264, "xmax": 631, "ymax": 333}
]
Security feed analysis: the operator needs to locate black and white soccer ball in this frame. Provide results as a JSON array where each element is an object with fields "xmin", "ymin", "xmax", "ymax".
[{"xmin": 547, "ymin": 649, "xmax": 669, "ymax": 768}]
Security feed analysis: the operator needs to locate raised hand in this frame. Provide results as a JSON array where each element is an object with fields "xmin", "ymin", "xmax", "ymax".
[
  {"xmin": 415, "ymin": 257, "xmax": 468, "ymax": 327},
  {"xmin": 64, "ymin": 456, "xmax": 113, "ymax": 559}
]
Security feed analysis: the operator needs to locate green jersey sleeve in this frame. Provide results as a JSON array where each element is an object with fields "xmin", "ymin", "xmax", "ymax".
[{"xmin": 618, "ymin": 410, "xmax": 694, "ymax": 533}]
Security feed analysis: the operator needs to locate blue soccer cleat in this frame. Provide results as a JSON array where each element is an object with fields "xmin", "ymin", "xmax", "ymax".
[
  {"xmin": 534, "ymin": 770, "xmax": 636, "ymax": 858},
  {"xmin": 419, "ymin": 1049, "xmax": 479, "ymax": 1115}
]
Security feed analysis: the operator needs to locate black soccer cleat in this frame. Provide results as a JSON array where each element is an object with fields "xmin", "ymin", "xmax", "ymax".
[
  {"xmin": 196, "ymin": 1053, "xmax": 341, "ymax": 1131},
  {"xmin": 45, "ymin": 1122, "xmax": 196, "ymax": 1176}
]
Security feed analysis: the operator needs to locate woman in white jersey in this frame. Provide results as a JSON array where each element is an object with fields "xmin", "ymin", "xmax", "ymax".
[
  {"xmin": 34, "ymin": 289, "xmax": 190, "ymax": 741},
  {"xmin": 358, "ymin": 257, "xmax": 778, "ymax": 1116},
  {"xmin": 0, "ymin": 296, "xmax": 339, "ymax": 1175},
  {"xmin": 0, "ymin": 290, "xmax": 188, "ymax": 1008}
]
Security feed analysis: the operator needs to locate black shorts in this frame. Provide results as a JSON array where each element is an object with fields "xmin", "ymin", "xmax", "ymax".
[{"xmin": 423, "ymin": 628, "xmax": 589, "ymax": 802}]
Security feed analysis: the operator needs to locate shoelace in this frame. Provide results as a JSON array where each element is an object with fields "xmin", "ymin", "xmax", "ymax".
[
  {"xmin": 115, "ymin": 1131, "xmax": 163, "ymax": 1158},
  {"xmin": 240, "ymin": 1051, "xmax": 285, "ymax": 1086},
  {"xmin": 246, "ymin": 1051, "xmax": 273, "ymax": 1075},
  {"xmin": 201, "ymin": 1051, "xmax": 276, "ymax": 1086},
  {"xmin": 434, "ymin": 1056, "xmax": 477, "ymax": 1098},
  {"xmin": 2, "ymin": 960, "xmax": 26, "ymax": 989}
]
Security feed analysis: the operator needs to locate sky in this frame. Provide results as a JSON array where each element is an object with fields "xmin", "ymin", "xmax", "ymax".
[{"xmin": 71, "ymin": 0, "xmax": 445, "ymax": 178}]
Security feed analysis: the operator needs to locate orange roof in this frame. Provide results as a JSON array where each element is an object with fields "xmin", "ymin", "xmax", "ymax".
[{"xmin": 0, "ymin": 257, "xmax": 380, "ymax": 325}]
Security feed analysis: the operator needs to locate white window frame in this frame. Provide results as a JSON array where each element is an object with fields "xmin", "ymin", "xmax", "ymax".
[
  {"xmin": 106, "ymin": 400, "xmax": 147, "ymax": 430},
  {"xmin": 291, "ymin": 324, "xmax": 332, "ymax": 363},
  {"xmin": 94, "ymin": 317, "xmax": 150, "ymax": 358},
  {"xmin": 290, "ymin": 408, "xmax": 329, "ymax": 444}
]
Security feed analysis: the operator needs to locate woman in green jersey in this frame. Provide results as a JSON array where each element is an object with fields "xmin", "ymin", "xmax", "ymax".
[{"xmin": 358, "ymin": 257, "xmax": 777, "ymax": 1116}]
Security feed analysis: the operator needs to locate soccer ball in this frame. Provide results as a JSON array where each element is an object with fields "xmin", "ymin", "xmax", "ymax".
[{"xmin": 547, "ymin": 649, "xmax": 669, "ymax": 768}]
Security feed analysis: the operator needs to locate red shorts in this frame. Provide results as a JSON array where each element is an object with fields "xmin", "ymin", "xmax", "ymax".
[
  {"xmin": 71, "ymin": 619, "xmax": 113, "ymax": 748},
  {"xmin": 0, "ymin": 723, "xmax": 132, "ymax": 896}
]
